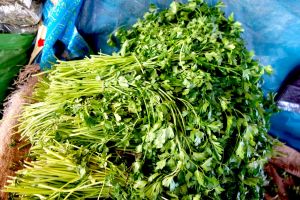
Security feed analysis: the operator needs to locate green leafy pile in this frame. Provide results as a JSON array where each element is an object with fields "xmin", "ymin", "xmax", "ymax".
[{"xmin": 6, "ymin": 0, "xmax": 276, "ymax": 199}]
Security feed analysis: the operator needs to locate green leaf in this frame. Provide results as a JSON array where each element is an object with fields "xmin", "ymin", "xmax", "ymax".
[
  {"xmin": 146, "ymin": 130, "xmax": 156, "ymax": 142},
  {"xmin": 192, "ymin": 152, "xmax": 207, "ymax": 161},
  {"xmin": 228, "ymin": 13, "xmax": 234, "ymax": 22},
  {"xmin": 205, "ymin": 52, "xmax": 218, "ymax": 62},
  {"xmin": 210, "ymin": 137, "xmax": 223, "ymax": 161},
  {"xmin": 242, "ymin": 69, "xmax": 251, "ymax": 80},
  {"xmin": 114, "ymin": 113, "xmax": 121, "ymax": 122},
  {"xmin": 118, "ymin": 76, "xmax": 129, "ymax": 87},
  {"xmin": 201, "ymin": 101, "xmax": 209, "ymax": 112},
  {"xmin": 207, "ymin": 121, "xmax": 223, "ymax": 132},
  {"xmin": 136, "ymin": 144, "xmax": 143, "ymax": 153},
  {"xmin": 133, "ymin": 161, "xmax": 142, "ymax": 173},
  {"xmin": 264, "ymin": 65, "xmax": 273, "ymax": 75},
  {"xmin": 194, "ymin": 170, "xmax": 205, "ymax": 186},
  {"xmin": 185, "ymin": 171, "xmax": 193, "ymax": 182},
  {"xmin": 215, "ymin": 185, "xmax": 225, "ymax": 194},
  {"xmin": 120, "ymin": 40, "xmax": 128, "ymax": 56},
  {"xmin": 243, "ymin": 177, "xmax": 260, "ymax": 186},
  {"xmin": 226, "ymin": 115, "xmax": 233, "ymax": 133},
  {"xmin": 166, "ymin": 126, "xmax": 175, "ymax": 139},
  {"xmin": 206, "ymin": 176, "xmax": 219, "ymax": 189},
  {"xmin": 220, "ymin": 97, "xmax": 229, "ymax": 111},
  {"xmin": 191, "ymin": 129, "xmax": 204, "ymax": 147},
  {"xmin": 154, "ymin": 128, "xmax": 168, "ymax": 148},
  {"xmin": 148, "ymin": 173, "xmax": 160, "ymax": 182},
  {"xmin": 225, "ymin": 43, "xmax": 235, "ymax": 50},
  {"xmin": 162, "ymin": 176, "xmax": 173, "ymax": 188},
  {"xmin": 243, "ymin": 126, "xmax": 256, "ymax": 146},
  {"xmin": 201, "ymin": 158, "xmax": 213, "ymax": 172},
  {"xmin": 134, "ymin": 180, "xmax": 148, "ymax": 189},
  {"xmin": 187, "ymin": 2, "xmax": 197, "ymax": 11},
  {"xmin": 156, "ymin": 159, "xmax": 167, "ymax": 170},
  {"xmin": 236, "ymin": 140, "xmax": 245, "ymax": 159},
  {"xmin": 170, "ymin": 1, "xmax": 179, "ymax": 14}
]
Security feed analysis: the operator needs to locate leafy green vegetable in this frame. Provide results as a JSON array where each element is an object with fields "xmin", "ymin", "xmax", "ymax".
[{"xmin": 7, "ymin": 0, "xmax": 277, "ymax": 199}]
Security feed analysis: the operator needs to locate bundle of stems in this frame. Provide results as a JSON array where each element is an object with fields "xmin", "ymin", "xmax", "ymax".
[{"xmin": 6, "ymin": 142, "xmax": 127, "ymax": 199}]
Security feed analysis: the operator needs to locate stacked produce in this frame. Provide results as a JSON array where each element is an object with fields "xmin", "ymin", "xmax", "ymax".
[{"xmin": 5, "ymin": 0, "xmax": 276, "ymax": 199}]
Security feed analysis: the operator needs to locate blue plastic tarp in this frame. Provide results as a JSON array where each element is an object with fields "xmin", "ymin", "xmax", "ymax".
[
  {"xmin": 40, "ymin": 0, "xmax": 300, "ymax": 150},
  {"xmin": 40, "ymin": 0, "xmax": 90, "ymax": 69}
]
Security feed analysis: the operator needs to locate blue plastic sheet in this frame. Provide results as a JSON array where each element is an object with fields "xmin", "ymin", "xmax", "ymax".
[
  {"xmin": 40, "ymin": 0, "xmax": 90, "ymax": 69},
  {"xmin": 41, "ymin": 0, "xmax": 300, "ymax": 149}
]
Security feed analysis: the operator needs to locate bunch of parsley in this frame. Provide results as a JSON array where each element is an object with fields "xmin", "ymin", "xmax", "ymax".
[
  {"xmin": 113, "ymin": 1, "xmax": 276, "ymax": 198},
  {"xmin": 7, "ymin": 0, "xmax": 276, "ymax": 199}
]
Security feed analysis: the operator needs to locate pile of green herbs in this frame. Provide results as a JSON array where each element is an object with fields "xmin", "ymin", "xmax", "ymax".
[{"xmin": 6, "ymin": 0, "xmax": 276, "ymax": 199}]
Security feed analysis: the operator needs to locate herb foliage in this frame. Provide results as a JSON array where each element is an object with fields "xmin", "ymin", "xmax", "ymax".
[{"xmin": 6, "ymin": 1, "xmax": 276, "ymax": 199}]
